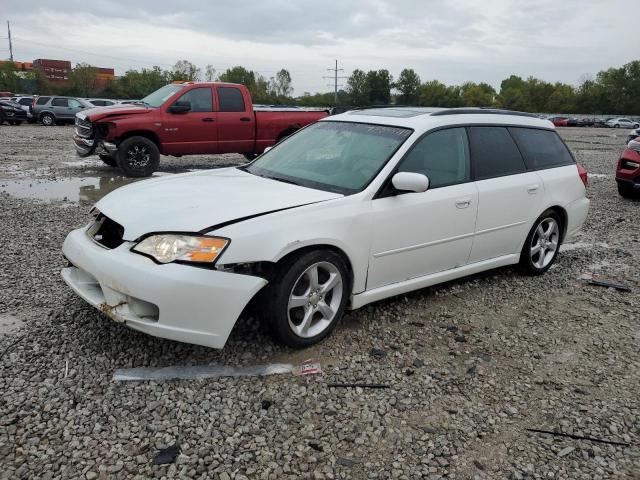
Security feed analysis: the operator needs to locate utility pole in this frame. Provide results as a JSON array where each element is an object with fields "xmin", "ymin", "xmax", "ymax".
[
  {"xmin": 323, "ymin": 59, "xmax": 348, "ymax": 106},
  {"xmin": 7, "ymin": 21, "xmax": 13, "ymax": 62}
]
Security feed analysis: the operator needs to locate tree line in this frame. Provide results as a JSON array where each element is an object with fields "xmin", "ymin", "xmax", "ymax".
[{"xmin": 1, "ymin": 58, "xmax": 639, "ymax": 114}]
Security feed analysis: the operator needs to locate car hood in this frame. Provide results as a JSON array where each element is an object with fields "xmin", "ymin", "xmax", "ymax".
[
  {"xmin": 96, "ymin": 168, "xmax": 343, "ymax": 240},
  {"xmin": 79, "ymin": 104, "xmax": 152, "ymax": 122}
]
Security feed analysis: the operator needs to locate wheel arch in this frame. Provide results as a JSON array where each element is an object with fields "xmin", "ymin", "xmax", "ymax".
[
  {"xmin": 39, "ymin": 110, "xmax": 55, "ymax": 120},
  {"xmin": 119, "ymin": 130, "xmax": 161, "ymax": 149},
  {"xmin": 541, "ymin": 205, "xmax": 568, "ymax": 242}
]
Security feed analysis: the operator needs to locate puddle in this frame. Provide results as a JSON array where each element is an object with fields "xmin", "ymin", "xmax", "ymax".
[{"xmin": 0, "ymin": 175, "xmax": 137, "ymax": 203}]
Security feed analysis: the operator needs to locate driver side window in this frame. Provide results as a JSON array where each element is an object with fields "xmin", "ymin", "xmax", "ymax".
[
  {"xmin": 174, "ymin": 87, "xmax": 213, "ymax": 112},
  {"xmin": 397, "ymin": 127, "xmax": 470, "ymax": 188}
]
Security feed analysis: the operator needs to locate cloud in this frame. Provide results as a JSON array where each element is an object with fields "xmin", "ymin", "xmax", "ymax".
[{"xmin": 3, "ymin": 0, "xmax": 637, "ymax": 94}]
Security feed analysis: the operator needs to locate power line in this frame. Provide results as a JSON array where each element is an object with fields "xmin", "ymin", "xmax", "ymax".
[{"xmin": 322, "ymin": 59, "xmax": 348, "ymax": 105}]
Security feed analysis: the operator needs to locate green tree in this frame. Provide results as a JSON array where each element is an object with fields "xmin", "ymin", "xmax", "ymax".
[
  {"xmin": 169, "ymin": 60, "xmax": 201, "ymax": 82},
  {"xmin": 204, "ymin": 65, "xmax": 217, "ymax": 82},
  {"xmin": 460, "ymin": 82, "xmax": 495, "ymax": 107},
  {"xmin": 546, "ymin": 83, "xmax": 577, "ymax": 113},
  {"xmin": 70, "ymin": 63, "xmax": 99, "ymax": 97},
  {"xmin": 366, "ymin": 69, "xmax": 392, "ymax": 104},
  {"xmin": 394, "ymin": 68, "xmax": 421, "ymax": 104},
  {"xmin": 418, "ymin": 80, "xmax": 462, "ymax": 107},
  {"xmin": 346, "ymin": 69, "xmax": 369, "ymax": 106},
  {"xmin": 269, "ymin": 69, "xmax": 293, "ymax": 98},
  {"xmin": 118, "ymin": 66, "xmax": 169, "ymax": 99},
  {"xmin": 0, "ymin": 61, "xmax": 20, "ymax": 92}
]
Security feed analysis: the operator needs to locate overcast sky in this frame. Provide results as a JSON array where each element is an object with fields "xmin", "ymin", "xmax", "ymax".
[{"xmin": 2, "ymin": 0, "xmax": 637, "ymax": 95}]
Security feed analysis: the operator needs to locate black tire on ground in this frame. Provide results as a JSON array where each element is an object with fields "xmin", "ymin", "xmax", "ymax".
[
  {"xmin": 99, "ymin": 154, "xmax": 117, "ymax": 167},
  {"xmin": 618, "ymin": 183, "xmax": 639, "ymax": 199},
  {"xmin": 40, "ymin": 113, "xmax": 55, "ymax": 126},
  {"xmin": 243, "ymin": 153, "xmax": 258, "ymax": 161},
  {"xmin": 9, "ymin": 121, "xmax": 22, "ymax": 126},
  {"xmin": 613, "ymin": 124, "xmax": 620, "ymax": 128},
  {"xmin": 116, "ymin": 136, "xmax": 160, "ymax": 177},
  {"xmin": 264, "ymin": 249, "xmax": 350, "ymax": 349},
  {"xmin": 518, "ymin": 209, "xmax": 563, "ymax": 276}
]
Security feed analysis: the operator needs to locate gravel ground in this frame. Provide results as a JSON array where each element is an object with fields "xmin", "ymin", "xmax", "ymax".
[{"xmin": 0, "ymin": 124, "xmax": 638, "ymax": 479}]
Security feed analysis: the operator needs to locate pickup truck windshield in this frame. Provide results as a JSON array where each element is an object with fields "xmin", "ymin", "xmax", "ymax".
[
  {"xmin": 140, "ymin": 84, "xmax": 185, "ymax": 108},
  {"xmin": 245, "ymin": 122, "xmax": 412, "ymax": 194}
]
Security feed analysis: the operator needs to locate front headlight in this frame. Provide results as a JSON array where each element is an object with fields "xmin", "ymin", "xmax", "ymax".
[{"xmin": 132, "ymin": 234, "xmax": 229, "ymax": 264}]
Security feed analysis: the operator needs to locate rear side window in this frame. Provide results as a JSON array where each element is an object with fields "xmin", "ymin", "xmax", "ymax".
[
  {"xmin": 218, "ymin": 87, "xmax": 245, "ymax": 112},
  {"xmin": 398, "ymin": 127, "xmax": 470, "ymax": 188},
  {"xmin": 36, "ymin": 96, "xmax": 51, "ymax": 105},
  {"xmin": 51, "ymin": 98, "xmax": 69, "ymax": 107},
  {"xmin": 18, "ymin": 98, "xmax": 31, "ymax": 106},
  {"xmin": 175, "ymin": 87, "xmax": 213, "ymax": 112},
  {"xmin": 468, "ymin": 126, "xmax": 526, "ymax": 180},
  {"xmin": 509, "ymin": 127, "xmax": 574, "ymax": 170}
]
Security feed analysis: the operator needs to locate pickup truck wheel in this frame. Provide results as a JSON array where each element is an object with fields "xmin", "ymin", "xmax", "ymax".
[
  {"xmin": 40, "ymin": 113, "xmax": 55, "ymax": 126},
  {"xmin": 265, "ymin": 249, "xmax": 350, "ymax": 348},
  {"xmin": 99, "ymin": 154, "xmax": 117, "ymax": 167},
  {"xmin": 116, "ymin": 136, "xmax": 160, "ymax": 177}
]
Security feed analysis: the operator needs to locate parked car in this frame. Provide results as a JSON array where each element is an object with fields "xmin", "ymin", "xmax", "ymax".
[
  {"xmin": 10, "ymin": 96, "xmax": 36, "ymax": 123},
  {"xmin": 606, "ymin": 117, "xmax": 640, "ymax": 129},
  {"xmin": 73, "ymin": 82, "xmax": 329, "ymax": 176},
  {"xmin": 87, "ymin": 99, "xmax": 117, "ymax": 107},
  {"xmin": 616, "ymin": 139, "xmax": 640, "ymax": 198},
  {"xmin": 32, "ymin": 96, "xmax": 93, "ymax": 126},
  {"xmin": 0, "ymin": 91, "xmax": 13, "ymax": 98},
  {"xmin": 546, "ymin": 116, "xmax": 568, "ymax": 127},
  {"xmin": 0, "ymin": 99, "xmax": 28, "ymax": 125},
  {"xmin": 628, "ymin": 128, "xmax": 640, "ymax": 143},
  {"xmin": 62, "ymin": 107, "xmax": 590, "ymax": 349}
]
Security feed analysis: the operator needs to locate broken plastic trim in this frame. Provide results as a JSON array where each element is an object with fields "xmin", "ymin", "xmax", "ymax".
[{"xmin": 215, "ymin": 261, "xmax": 275, "ymax": 280}]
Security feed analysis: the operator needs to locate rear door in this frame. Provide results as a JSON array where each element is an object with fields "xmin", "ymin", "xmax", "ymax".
[
  {"xmin": 367, "ymin": 127, "xmax": 478, "ymax": 289},
  {"xmin": 215, "ymin": 86, "xmax": 254, "ymax": 153},
  {"xmin": 467, "ymin": 126, "xmax": 544, "ymax": 263},
  {"xmin": 162, "ymin": 86, "xmax": 217, "ymax": 155},
  {"xmin": 68, "ymin": 98, "xmax": 86, "ymax": 118}
]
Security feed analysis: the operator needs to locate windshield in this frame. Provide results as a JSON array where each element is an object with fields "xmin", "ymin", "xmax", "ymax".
[
  {"xmin": 245, "ymin": 122, "xmax": 412, "ymax": 194},
  {"xmin": 140, "ymin": 84, "xmax": 185, "ymax": 108}
]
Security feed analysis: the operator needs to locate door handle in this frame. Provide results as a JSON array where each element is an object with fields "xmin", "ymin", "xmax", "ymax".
[
  {"xmin": 240, "ymin": 117, "xmax": 251, "ymax": 122},
  {"xmin": 202, "ymin": 118, "xmax": 215, "ymax": 122},
  {"xmin": 455, "ymin": 198, "xmax": 472, "ymax": 209},
  {"xmin": 527, "ymin": 184, "xmax": 540, "ymax": 194}
]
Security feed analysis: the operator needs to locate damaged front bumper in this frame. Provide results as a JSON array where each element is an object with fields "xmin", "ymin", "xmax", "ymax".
[
  {"xmin": 61, "ymin": 227, "xmax": 267, "ymax": 349},
  {"xmin": 74, "ymin": 114, "xmax": 118, "ymax": 158}
]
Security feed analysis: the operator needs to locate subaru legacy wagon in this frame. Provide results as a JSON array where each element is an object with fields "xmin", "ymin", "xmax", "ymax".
[{"xmin": 62, "ymin": 108, "xmax": 589, "ymax": 349}]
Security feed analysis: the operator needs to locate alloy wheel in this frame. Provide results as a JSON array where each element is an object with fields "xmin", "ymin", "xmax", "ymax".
[
  {"xmin": 530, "ymin": 217, "xmax": 560, "ymax": 269},
  {"xmin": 126, "ymin": 144, "xmax": 151, "ymax": 168},
  {"xmin": 287, "ymin": 261, "xmax": 343, "ymax": 338}
]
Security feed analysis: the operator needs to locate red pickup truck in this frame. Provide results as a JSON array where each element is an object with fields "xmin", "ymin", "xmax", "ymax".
[{"xmin": 74, "ymin": 82, "xmax": 329, "ymax": 176}]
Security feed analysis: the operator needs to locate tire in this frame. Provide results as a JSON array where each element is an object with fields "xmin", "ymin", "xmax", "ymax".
[
  {"xmin": 243, "ymin": 153, "xmax": 258, "ymax": 161},
  {"xmin": 264, "ymin": 249, "xmax": 350, "ymax": 348},
  {"xmin": 634, "ymin": 124, "xmax": 640, "ymax": 129},
  {"xmin": 519, "ymin": 210, "xmax": 562, "ymax": 276},
  {"xmin": 99, "ymin": 154, "xmax": 117, "ymax": 167},
  {"xmin": 40, "ymin": 113, "xmax": 55, "ymax": 126},
  {"xmin": 9, "ymin": 121, "xmax": 22, "ymax": 126},
  {"xmin": 618, "ymin": 183, "xmax": 638, "ymax": 199},
  {"xmin": 613, "ymin": 124, "xmax": 620, "ymax": 128},
  {"xmin": 115, "ymin": 136, "xmax": 160, "ymax": 177}
]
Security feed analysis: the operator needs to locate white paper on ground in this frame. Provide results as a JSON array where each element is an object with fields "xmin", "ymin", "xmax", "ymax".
[{"xmin": 113, "ymin": 363, "xmax": 295, "ymax": 381}]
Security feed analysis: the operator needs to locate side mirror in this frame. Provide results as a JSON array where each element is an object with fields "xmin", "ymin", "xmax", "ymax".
[
  {"xmin": 391, "ymin": 172, "xmax": 430, "ymax": 193},
  {"xmin": 168, "ymin": 101, "xmax": 191, "ymax": 114}
]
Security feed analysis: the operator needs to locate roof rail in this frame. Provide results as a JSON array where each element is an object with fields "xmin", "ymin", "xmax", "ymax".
[{"xmin": 430, "ymin": 108, "xmax": 539, "ymax": 118}]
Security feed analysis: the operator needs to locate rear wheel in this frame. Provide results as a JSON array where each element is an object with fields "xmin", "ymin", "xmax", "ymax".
[
  {"xmin": 40, "ymin": 113, "xmax": 55, "ymax": 126},
  {"xmin": 519, "ymin": 210, "xmax": 562, "ymax": 275},
  {"xmin": 99, "ymin": 154, "xmax": 117, "ymax": 167},
  {"xmin": 9, "ymin": 121, "xmax": 22, "ymax": 126},
  {"xmin": 613, "ymin": 124, "xmax": 620, "ymax": 128},
  {"xmin": 116, "ymin": 136, "xmax": 160, "ymax": 177},
  {"xmin": 618, "ymin": 183, "xmax": 639, "ymax": 199},
  {"xmin": 265, "ymin": 250, "xmax": 350, "ymax": 348}
]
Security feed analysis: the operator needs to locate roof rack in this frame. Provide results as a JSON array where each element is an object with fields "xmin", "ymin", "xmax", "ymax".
[{"xmin": 430, "ymin": 108, "xmax": 538, "ymax": 118}]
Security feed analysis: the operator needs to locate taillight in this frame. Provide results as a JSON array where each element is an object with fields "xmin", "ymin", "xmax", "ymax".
[{"xmin": 577, "ymin": 163, "xmax": 588, "ymax": 188}]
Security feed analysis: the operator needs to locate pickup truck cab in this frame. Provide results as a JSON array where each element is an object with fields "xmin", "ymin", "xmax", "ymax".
[{"xmin": 74, "ymin": 82, "xmax": 329, "ymax": 176}]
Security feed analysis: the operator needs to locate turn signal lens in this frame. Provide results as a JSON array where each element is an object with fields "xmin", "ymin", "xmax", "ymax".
[{"xmin": 133, "ymin": 234, "xmax": 229, "ymax": 264}]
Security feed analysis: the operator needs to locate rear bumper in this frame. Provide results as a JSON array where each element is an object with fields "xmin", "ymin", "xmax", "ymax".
[
  {"xmin": 564, "ymin": 196, "xmax": 590, "ymax": 242},
  {"xmin": 62, "ymin": 227, "xmax": 267, "ymax": 348}
]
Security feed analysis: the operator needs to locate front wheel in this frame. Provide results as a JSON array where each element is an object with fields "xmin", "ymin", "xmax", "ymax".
[
  {"xmin": 613, "ymin": 124, "xmax": 620, "ymax": 128},
  {"xmin": 519, "ymin": 211, "xmax": 562, "ymax": 275},
  {"xmin": 265, "ymin": 250, "xmax": 350, "ymax": 348},
  {"xmin": 116, "ymin": 136, "xmax": 160, "ymax": 177},
  {"xmin": 618, "ymin": 183, "xmax": 639, "ymax": 199},
  {"xmin": 9, "ymin": 120, "xmax": 22, "ymax": 126}
]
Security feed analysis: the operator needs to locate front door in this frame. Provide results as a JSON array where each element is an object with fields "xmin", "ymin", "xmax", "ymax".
[
  {"xmin": 163, "ymin": 86, "xmax": 217, "ymax": 155},
  {"xmin": 367, "ymin": 127, "xmax": 478, "ymax": 289}
]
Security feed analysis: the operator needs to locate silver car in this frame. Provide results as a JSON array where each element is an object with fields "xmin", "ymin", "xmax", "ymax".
[
  {"xmin": 32, "ymin": 96, "xmax": 93, "ymax": 126},
  {"xmin": 606, "ymin": 117, "xmax": 640, "ymax": 129}
]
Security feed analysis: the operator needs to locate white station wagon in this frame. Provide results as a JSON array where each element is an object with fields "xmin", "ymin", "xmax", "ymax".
[{"xmin": 62, "ymin": 108, "xmax": 590, "ymax": 349}]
